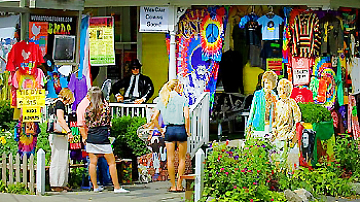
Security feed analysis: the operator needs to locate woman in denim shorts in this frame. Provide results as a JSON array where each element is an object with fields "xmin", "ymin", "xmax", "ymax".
[{"xmin": 152, "ymin": 79, "xmax": 190, "ymax": 192}]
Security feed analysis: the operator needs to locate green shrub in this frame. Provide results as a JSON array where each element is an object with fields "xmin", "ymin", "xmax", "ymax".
[
  {"xmin": 298, "ymin": 103, "xmax": 332, "ymax": 123},
  {"xmin": 333, "ymin": 136, "xmax": 360, "ymax": 182},
  {"xmin": 0, "ymin": 100, "xmax": 16, "ymax": 131},
  {"xmin": 111, "ymin": 116, "xmax": 149, "ymax": 158},
  {"xmin": 0, "ymin": 180, "xmax": 30, "ymax": 194},
  {"xmin": 201, "ymin": 138, "xmax": 285, "ymax": 201},
  {"xmin": 35, "ymin": 122, "xmax": 51, "ymax": 166}
]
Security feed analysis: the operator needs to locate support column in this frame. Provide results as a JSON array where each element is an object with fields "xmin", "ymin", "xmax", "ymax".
[{"xmin": 168, "ymin": 6, "xmax": 177, "ymax": 80}]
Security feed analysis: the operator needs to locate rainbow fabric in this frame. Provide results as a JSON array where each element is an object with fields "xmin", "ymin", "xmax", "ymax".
[{"xmin": 176, "ymin": 7, "xmax": 227, "ymax": 107}]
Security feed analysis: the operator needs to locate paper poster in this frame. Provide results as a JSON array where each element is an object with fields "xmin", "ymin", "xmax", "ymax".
[
  {"xmin": 293, "ymin": 68, "xmax": 310, "ymax": 86},
  {"xmin": 29, "ymin": 22, "xmax": 48, "ymax": 57},
  {"xmin": 89, "ymin": 17, "xmax": 115, "ymax": 66},
  {"xmin": 23, "ymin": 109, "xmax": 41, "ymax": 123},
  {"xmin": 16, "ymin": 89, "xmax": 46, "ymax": 108}
]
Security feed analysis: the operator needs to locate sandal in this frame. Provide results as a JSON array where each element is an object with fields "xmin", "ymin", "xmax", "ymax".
[
  {"xmin": 176, "ymin": 188, "xmax": 185, "ymax": 192},
  {"xmin": 168, "ymin": 187, "xmax": 177, "ymax": 192}
]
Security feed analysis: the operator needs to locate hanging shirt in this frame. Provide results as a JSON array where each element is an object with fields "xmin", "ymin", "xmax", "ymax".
[
  {"xmin": 350, "ymin": 58, "xmax": 360, "ymax": 95},
  {"xmin": 291, "ymin": 12, "xmax": 321, "ymax": 58},
  {"xmin": 239, "ymin": 14, "xmax": 262, "ymax": 46},
  {"xmin": 6, "ymin": 41, "xmax": 44, "ymax": 74},
  {"xmin": 68, "ymin": 73, "xmax": 88, "ymax": 111},
  {"xmin": 257, "ymin": 14, "xmax": 283, "ymax": 40},
  {"xmin": 290, "ymin": 87, "xmax": 314, "ymax": 103}
]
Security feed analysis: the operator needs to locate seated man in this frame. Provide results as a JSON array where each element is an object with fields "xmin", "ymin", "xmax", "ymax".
[{"xmin": 111, "ymin": 59, "xmax": 154, "ymax": 104}]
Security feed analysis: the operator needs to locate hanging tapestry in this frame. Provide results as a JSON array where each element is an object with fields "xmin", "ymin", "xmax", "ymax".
[{"xmin": 176, "ymin": 7, "xmax": 227, "ymax": 107}]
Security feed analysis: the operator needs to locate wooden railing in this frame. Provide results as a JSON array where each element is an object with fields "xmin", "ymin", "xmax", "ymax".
[
  {"xmin": 188, "ymin": 92, "xmax": 210, "ymax": 159},
  {"xmin": 0, "ymin": 153, "xmax": 35, "ymax": 194}
]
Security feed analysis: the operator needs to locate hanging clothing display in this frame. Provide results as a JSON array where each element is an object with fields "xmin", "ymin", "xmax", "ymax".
[
  {"xmin": 291, "ymin": 11, "xmax": 321, "ymax": 58},
  {"xmin": 6, "ymin": 41, "xmax": 44, "ymax": 74},
  {"xmin": 257, "ymin": 14, "xmax": 283, "ymax": 40},
  {"xmin": 177, "ymin": 7, "xmax": 227, "ymax": 107},
  {"xmin": 68, "ymin": 73, "xmax": 88, "ymax": 111}
]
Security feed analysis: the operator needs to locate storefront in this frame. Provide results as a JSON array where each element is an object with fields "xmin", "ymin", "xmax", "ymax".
[{"xmin": 0, "ymin": 0, "xmax": 359, "ymax": 183}]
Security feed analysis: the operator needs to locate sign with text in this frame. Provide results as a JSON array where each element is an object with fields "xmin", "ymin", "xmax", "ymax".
[
  {"xmin": 23, "ymin": 108, "xmax": 41, "ymax": 123},
  {"xmin": 16, "ymin": 89, "xmax": 46, "ymax": 108},
  {"xmin": 140, "ymin": 6, "xmax": 169, "ymax": 32},
  {"xmin": 29, "ymin": 14, "xmax": 77, "ymax": 60},
  {"xmin": 89, "ymin": 17, "xmax": 115, "ymax": 66}
]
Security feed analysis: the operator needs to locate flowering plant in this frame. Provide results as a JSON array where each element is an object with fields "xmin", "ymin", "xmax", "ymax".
[
  {"xmin": 202, "ymin": 137, "xmax": 286, "ymax": 201},
  {"xmin": 0, "ymin": 129, "xmax": 18, "ymax": 158}
]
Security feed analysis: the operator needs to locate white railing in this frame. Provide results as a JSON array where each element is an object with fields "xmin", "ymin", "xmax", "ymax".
[
  {"xmin": 188, "ymin": 92, "xmax": 210, "ymax": 159},
  {"xmin": 108, "ymin": 93, "xmax": 210, "ymax": 160},
  {"xmin": 109, "ymin": 103, "xmax": 156, "ymax": 122}
]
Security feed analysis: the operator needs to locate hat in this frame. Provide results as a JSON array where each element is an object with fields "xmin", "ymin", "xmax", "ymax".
[{"xmin": 130, "ymin": 59, "xmax": 142, "ymax": 69}]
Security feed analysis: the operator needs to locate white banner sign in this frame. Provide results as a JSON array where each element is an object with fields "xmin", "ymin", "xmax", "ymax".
[{"xmin": 140, "ymin": 6, "xmax": 169, "ymax": 32}]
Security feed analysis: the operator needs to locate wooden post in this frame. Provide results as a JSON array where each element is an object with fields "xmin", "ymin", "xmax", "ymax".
[
  {"xmin": 15, "ymin": 153, "xmax": 20, "ymax": 183},
  {"xmin": 8, "ymin": 153, "xmax": 13, "ymax": 185},
  {"xmin": 194, "ymin": 149, "xmax": 205, "ymax": 202},
  {"xmin": 23, "ymin": 154, "xmax": 28, "ymax": 187},
  {"xmin": 36, "ymin": 149, "xmax": 45, "ymax": 195},
  {"xmin": 2, "ymin": 153, "xmax": 6, "ymax": 185},
  {"xmin": 29, "ymin": 154, "xmax": 34, "ymax": 194}
]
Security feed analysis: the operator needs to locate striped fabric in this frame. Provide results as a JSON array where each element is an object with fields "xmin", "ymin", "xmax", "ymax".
[{"xmin": 291, "ymin": 12, "xmax": 321, "ymax": 58}]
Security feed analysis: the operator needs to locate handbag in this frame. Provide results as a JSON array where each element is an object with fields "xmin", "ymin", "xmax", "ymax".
[{"xmin": 46, "ymin": 102, "xmax": 67, "ymax": 134}]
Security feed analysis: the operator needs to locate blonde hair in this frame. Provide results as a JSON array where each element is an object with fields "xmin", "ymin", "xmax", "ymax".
[
  {"xmin": 277, "ymin": 78, "xmax": 293, "ymax": 98},
  {"xmin": 159, "ymin": 79, "xmax": 179, "ymax": 107},
  {"xmin": 262, "ymin": 70, "xmax": 278, "ymax": 89},
  {"xmin": 58, "ymin": 88, "xmax": 74, "ymax": 105}
]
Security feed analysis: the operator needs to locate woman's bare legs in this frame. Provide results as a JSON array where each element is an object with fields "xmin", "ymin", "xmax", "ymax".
[
  {"xmin": 165, "ymin": 142, "xmax": 176, "ymax": 191},
  {"xmin": 103, "ymin": 153, "xmax": 121, "ymax": 190},
  {"xmin": 176, "ymin": 141, "xmax": 187, "ymax": 190},
  {"xmin": 88, "ymin": 153, "xmax": 99, "ymax": 189}
]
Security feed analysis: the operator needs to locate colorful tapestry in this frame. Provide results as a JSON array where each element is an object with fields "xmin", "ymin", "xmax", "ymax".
[{"xmin": 176, "ymin": 7, "xmax": 227, "ymax": 107}]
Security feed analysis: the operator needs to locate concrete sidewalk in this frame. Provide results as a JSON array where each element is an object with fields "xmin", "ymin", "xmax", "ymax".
[{"xmin": 0, "ymin": 181, "xmax": 186, "ymax": 202}]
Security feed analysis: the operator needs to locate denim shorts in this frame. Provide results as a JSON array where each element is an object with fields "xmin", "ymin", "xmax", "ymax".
[{"xmin": 164, "ymin": 125, "xmax": 187, "ymax": 142}]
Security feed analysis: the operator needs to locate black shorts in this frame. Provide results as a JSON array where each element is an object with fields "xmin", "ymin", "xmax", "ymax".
[{"xmin": 164, "ymin": 125, "xmax": 187, "ymax": 142}]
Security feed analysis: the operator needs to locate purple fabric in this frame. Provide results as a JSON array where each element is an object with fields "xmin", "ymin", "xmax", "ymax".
[{"xmin": 68, "ymin": 73, "xmax": 88, "ymax": 111}]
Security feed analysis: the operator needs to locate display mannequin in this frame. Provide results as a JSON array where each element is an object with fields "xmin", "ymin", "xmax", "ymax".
[
  {"xmin": 271, "ymin": 78, "xmax": 301, "ymax": 169},
  {"xmin": 246, "ymin": 70, "xmax": 278, "ymax": 138}
]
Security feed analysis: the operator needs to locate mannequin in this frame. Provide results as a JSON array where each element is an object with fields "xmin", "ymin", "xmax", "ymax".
[{"xmin": 246, "ymin": 70, "xmax": 278, "ymax": 138}]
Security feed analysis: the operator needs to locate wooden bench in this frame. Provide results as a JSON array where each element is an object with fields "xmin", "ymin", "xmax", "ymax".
[{"xmin": 180, "ymin": 174, "xmax": 196, "ymax": 201}]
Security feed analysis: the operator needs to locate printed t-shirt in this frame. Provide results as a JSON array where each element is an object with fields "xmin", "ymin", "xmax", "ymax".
[
  {"xmin": 156, "ymin": 91, "xmax": 188, "ymax": 125},
  {"xmin": 68, "ymin": 73, "xmax": 88, "ymax": 111},
  {"xmin": 6, "ymin": 41, "xmax": 44, "ymax": 74},
  {"xmin": 257, "ymin": 15, "xmax": 283, "ymax": 40},
  {"xmin": 290, "ymin": 87, "xmax": 314, "ymax": 103}
]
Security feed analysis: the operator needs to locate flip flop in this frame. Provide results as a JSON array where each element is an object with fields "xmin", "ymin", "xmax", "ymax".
[
  {"xmin": 176, "ymin": 188, "xmax": 185, "ymax": 192},
  {"xmin": 168, "ymin": 188, "xmax": 177, "ymax": 192}
]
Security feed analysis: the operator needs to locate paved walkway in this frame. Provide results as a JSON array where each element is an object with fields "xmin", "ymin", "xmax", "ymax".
[{"xmin": 0, "ymin": 181, "xmax": 185, "ymax": 202}]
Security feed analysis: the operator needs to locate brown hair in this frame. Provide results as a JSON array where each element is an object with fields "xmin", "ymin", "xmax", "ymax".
[{"xmin": 86, "ymin": 86, "xmax": 105, "ymax": 122}]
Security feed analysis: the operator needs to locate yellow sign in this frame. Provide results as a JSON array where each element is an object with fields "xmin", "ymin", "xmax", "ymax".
[
  {"xmin": 16, "ymin": 89, "xmax": 46, "ymax": 107},
  {"xmin": 23, "ymin": 107, "xmax": 41, "ymax": 122}
]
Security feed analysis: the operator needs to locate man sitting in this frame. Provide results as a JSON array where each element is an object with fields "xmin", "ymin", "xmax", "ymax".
[{"xmin": 111, "ymin": 59, "xmax": 154, "ymax": 104}]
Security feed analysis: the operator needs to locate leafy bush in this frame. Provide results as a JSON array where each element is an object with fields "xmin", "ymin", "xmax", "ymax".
[
  {"xmin": 0, "ymin": 130, "xmax": 18, "ymax": 158},
  {"xmin": 0, "ymin": 180, "xmax": 30, "ymax": 194},
  {"xmin": 35, "ymin": 122, "xmax": 51, "ymax": 166},
  {"xmin": 0, "ymin": 100, "xmax": 16, "ymax": 131},
  {"xmin": 333, "ymin": 136, "xmax": 360, "ymax": 181},
  {"xmin": 274, "ymin": 162, "xmax": 355, "ymax": 197},
  {"xmin": 201, "ymin": 138, "xmax": 287, "ymax": 201},
  {"xmin": 111, "ymin": 116, "xmax": 149, "ymax": 158},
  {"xmin": 298, "ymin": 103, "xmax": 332, "ymax": 123}
]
